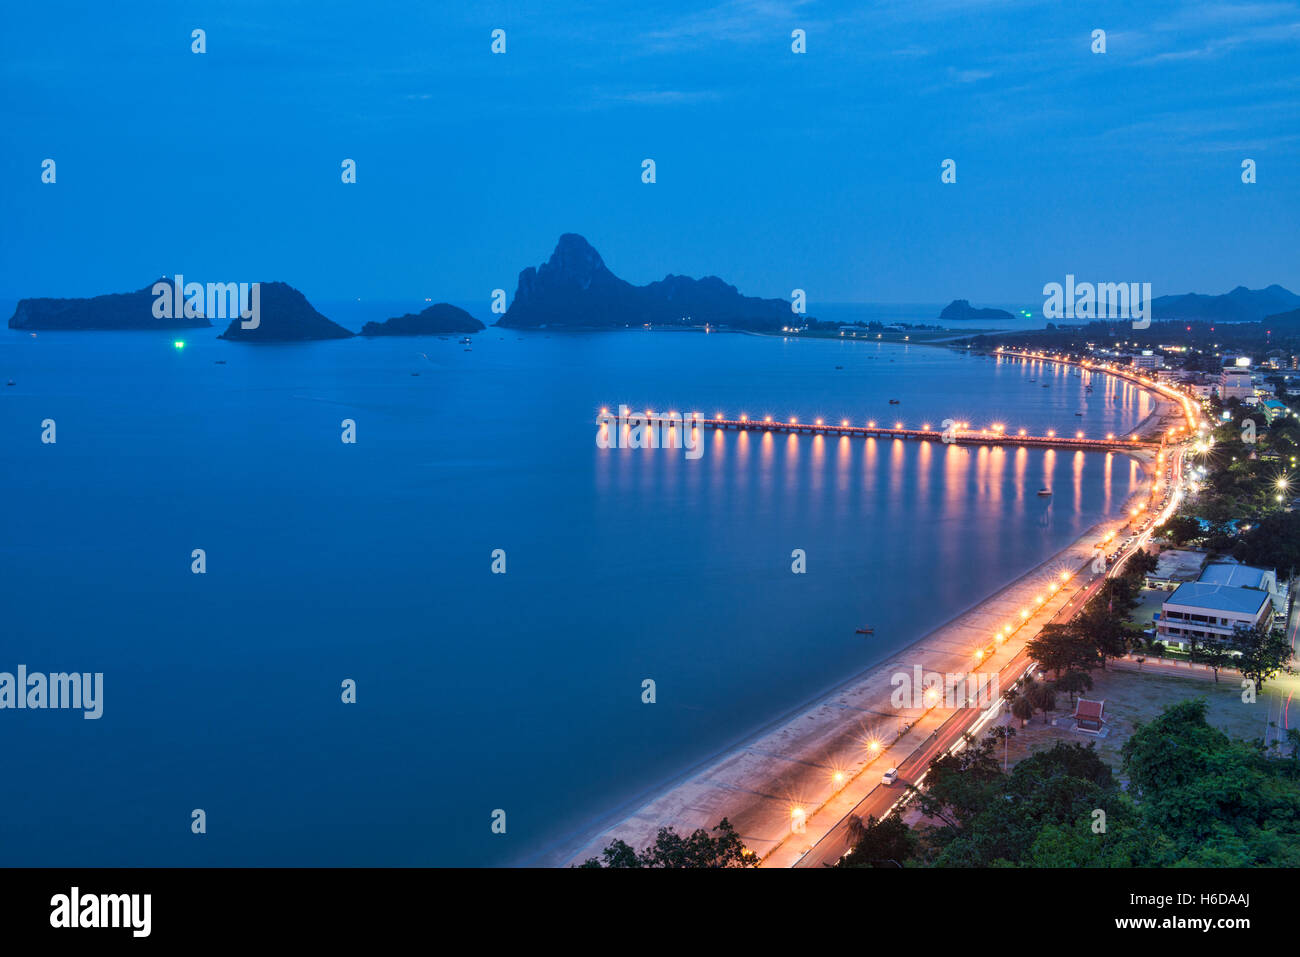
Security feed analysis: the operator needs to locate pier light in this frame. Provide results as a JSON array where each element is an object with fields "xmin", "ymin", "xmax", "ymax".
[
  {"xmin": 925, "ymin": 688, "xmax": 939, "ymax": 704},
  {"xmin": 993, "ymin": 423, "xmax": 1005, "ymax": 432},
  {"xmin": 790, "ymin": 417, "xmax": 798, "ymax": 424},
  {"xmin": 1060, "ymin": 571, "xmax": 1070, "ymax": 581},
  {"xmin": 1076, "ymin": 431, "xmax": 1084, "ymax": 439},
  {"xmin": 1020, "ymin": 609, "xmax": 1029, "ymax": 620},
  {"xmin": 600, "ymin": 407, "xmax": 608, "ymax": 415},
  {"xmin": 1018, "ymin": 428, "xmax": 1027, "ymax": 436},
  {"xmin": 923, "ymin": 422, "xmax": 931, "ymax": 431},
  {"xmin": 816, "ymin": 418, "xmax": 824, "ymax": 426},
  {"xmin": 1035, "ymin": 595, "xmax": 1044, "ymax": 605},
  {"xmin": 669, "ymin": 410, "xmax": 677, "ymax": 419},
  {"xmin": 1049, "ymin": 583, "xmax": 1058, "ymax": 594},
  {"xmin": 1046, "ymin": 429, "xmax": 1056, "ymax": 438},
  {"xmin": 867, "ymin": 739, "xmax": 881, "ymax": 753},
  {"xmin": 739, "ymin": 413, "xmax": 748, "ymax": 422},
  {"xmin": 832, "ymin": 771, "xmax": 844, "ymax": 784},
  {"xmin": 841, "ymin": 419, "xmax": 849, "ymax": 427},
  {"xmin": 975, "ymin": 648, "xmax": 985, "ymax": 661},
  {"xmin": 995, "ymin": 633, "xmax": 1004, "ymax": 645},
  {"xmin": 764, "ymin": 415, "xmax": 773, "ymax": 423},
  {"xmin": 1107, "ymin": 433, "xmax": 1115, "ymax": 440},
  {"xmin": 868, "ymin": 420, "xmax": 876, "ymax": 428},
  {"xmin": 894, "ymin": 421, "xmax": 903, "ymax": 429}
]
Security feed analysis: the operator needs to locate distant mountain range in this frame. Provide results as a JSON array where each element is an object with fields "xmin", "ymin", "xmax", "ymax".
[
  {"xmin": 10, "ymin": 259, "xmax": 1297, "ymax": 337},
  {"xmin": 7, "ymin": 282, "xmax": 212, "ymax": 330},
  {"xmin": 498, "ymin": 233, "xmax": 798, "ymax": 330},
  {"xmin": 939, "ymin": 299, "xmax": 1013, "ymax": 322},
  {"xmin": 1151, "ymin": 285, "xmax": 1300, "ymax": 323}
]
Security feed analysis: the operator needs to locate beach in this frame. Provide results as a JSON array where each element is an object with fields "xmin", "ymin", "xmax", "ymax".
[{"xmin": 545, "ymin": 365, "xmax": 1179, "ymax": 868}]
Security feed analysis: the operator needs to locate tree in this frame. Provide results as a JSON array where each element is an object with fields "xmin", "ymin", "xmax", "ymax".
[
  {"xmin": 1188, "ymin": 633, "xmax": 1234, "ymax": 683},
  {"xmin": 1027, "ymin": 679, "xmax": 1058, "ymax": 724},
  {"xmin": 1234, "ymin": 623, "xmax": 1293, "ymax": 694},
  {"xmin": 837, "ymin": 814, "xmax": 917, "ymax": 868},
  {"xmin": 1026, "ymin": 624, "xmax": 1096, "ymax": 679},
  {"xmin": 1011, "ymin": 694, "xmax": 1036, "ymax": 728},
  {"xmin": 579, "ymin": 818, "xmax": 758, "ymax": 868},
  {"xmin": 1159, "ymin": 514, "xmax": 1203, "ymax": 546},
  {"xmin": 1236, "ymin": 511, "xmax": 1300, "ymax": 574},
  {"xmin": 1055, "ymin": 669, "xmax": 1094, "ymax": 705}
]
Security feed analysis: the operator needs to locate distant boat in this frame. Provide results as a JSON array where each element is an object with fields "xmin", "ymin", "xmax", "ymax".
[
  {"xmin": 5, "ymin": 379, "xmax": 13, "ymax": 387},
  {"xmin": 1075, "ymin": 412, "xmax": 1084, "ymax": 416},
  {"xmin": 1037, "ymin": 488, "xmax": 1052, "ymax": 497},
  {"xmin": 214, "ymin": 360, "xmax": 226, "ymax": 365},
  {"xmin": 459, "ymin": 337, "xmax": 472, "ymax": 344},
  {"xmin": 1028, "ymin": 378, "xmax": 1036, "ymax": 382},
  {"xmin": 1042, "ymin": 384, "xmax": 1050, "ymax": 388},
  {"xmin": 888, "ymin": 398, "xmax": 900, "ymax": 405},
  {"xmin": 835, "ymin": 365, "xmax": 843, "ymax": 370}
]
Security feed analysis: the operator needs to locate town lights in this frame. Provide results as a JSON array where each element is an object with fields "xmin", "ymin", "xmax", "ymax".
[
  {"xmin": 832, "ymin": 771, "xmax": 844, "ymax": 784},
  {"xmin": 867, "ymin": 739, "xmax": 881, "ymax": 753}
]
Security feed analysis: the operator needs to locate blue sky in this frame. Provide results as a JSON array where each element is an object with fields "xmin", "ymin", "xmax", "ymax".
[{"xmin": 2, "ymin": 0, "xmax": 1297, "ymax": 305}]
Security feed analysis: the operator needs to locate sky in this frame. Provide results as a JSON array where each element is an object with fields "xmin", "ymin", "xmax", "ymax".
[{"xmin": 2, "ymin": 0, "xmax": 1298, "ymax": 307}]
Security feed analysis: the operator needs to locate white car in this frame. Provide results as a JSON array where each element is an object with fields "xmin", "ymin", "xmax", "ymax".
[{"xmin": 882, "ymin": 768, "xmax": 899, "ymax": 786}]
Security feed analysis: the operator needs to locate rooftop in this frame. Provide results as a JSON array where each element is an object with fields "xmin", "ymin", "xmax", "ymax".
[
  {"xmin": 1165, "ymin": 582, "xmax": 1271, "ymax": 617},
  {"xmin": 1151, "ymin": 549, "xmax": 1208, "ymax": 581},
  {"xmin": 1198, "ymin": 562, "xmax": 1273, "ymax": 590}
]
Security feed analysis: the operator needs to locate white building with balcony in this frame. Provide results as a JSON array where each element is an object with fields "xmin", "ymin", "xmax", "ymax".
[{"xmin": 1158, "ymin": 582, "xmax": 1273, "ymax": 650}]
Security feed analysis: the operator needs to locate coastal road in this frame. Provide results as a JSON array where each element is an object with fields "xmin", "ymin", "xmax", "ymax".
[{"xmin": 791, "ymin": 436, "xmax": 1191, "ymax": 868}]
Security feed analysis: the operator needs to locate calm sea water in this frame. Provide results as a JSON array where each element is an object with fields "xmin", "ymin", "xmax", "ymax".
[{"xmin": 0, "ymin": 317, "xmax": 1150, "ymax": 865}]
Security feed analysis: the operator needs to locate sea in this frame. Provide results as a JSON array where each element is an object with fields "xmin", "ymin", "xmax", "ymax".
[{"xmin": 0, "ymin": 300, "xmax": 1150, "ymax": 865}]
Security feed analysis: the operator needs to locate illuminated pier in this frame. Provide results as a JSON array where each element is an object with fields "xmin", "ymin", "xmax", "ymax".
[{"xmin": 598, "ymin": 409, "xmax": 1160, "ymax": 452}]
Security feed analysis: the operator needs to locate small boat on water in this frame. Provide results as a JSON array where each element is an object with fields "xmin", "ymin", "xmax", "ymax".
[
  {"xmin": 5, "ymin": 379, "xmax": 14, "ymax": 387},
  {"xmin": 888, "ymin": 398, "xmax": 900, "ymax": 405},
  {"xmin": 1075, "ymin": 412, "xmax": 1084, "ymax": 416},
  {"xmin": 1037, "ymin": 488, "xmax": 1052, "ymax": 497},
  {"xmin": 459, "ymin": 337, "xmax": 473, "ymax": 344}
]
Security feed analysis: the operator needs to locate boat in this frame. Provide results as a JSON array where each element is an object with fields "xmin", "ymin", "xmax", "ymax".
[
  {"xmin": 459, "ymin": 337, "xmax": 473, "ymax": 344},
  {"xmin": 888, "ymin": 399, "xmax": 900, "ymax": 405},
  {"xmin": 1075, "ymin": 412, "xmax": 1084, "ymax": 416},
  {"xmin": 1037, "ymin": 488, "xmax": 1052, "ymax": 497},
  {"xmin": 5, "ymin": 379, "xmax": 13, "ymax": 387}
]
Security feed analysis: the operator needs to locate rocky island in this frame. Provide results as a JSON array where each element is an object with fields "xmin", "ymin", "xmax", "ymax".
[
  {"xmin": 360, "ymin": 303, "xmax": 484, "ymax": 336},
  {"xmin": 8, "ymin": 282, "xmax": 212, "ymax": 330},
  {"xmin": 498, "ymin": 233, "xmax": 801, "ymax": 331},
  {"xmin": 938, "ymin": 299, "xmax": 1014, "ymax": 322},
  {"xmin": 217, "ymin": 282, "xmax": 354, "ymax": 342}
]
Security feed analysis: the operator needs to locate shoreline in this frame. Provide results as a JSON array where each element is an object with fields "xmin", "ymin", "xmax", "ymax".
[{"xmin": 534, "ymin": 361, "xmax": 1178, "ymax": 868}]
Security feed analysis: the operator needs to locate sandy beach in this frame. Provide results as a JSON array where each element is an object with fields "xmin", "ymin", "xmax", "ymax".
[{"xmin": 539, "ymin": 361, "xmax": 1180, "ymax": 868}]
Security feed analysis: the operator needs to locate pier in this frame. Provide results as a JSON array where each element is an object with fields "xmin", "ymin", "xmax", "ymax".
[{"xmin": 598, "ymin": 409, "xmax": 1160, "ymax": 452}]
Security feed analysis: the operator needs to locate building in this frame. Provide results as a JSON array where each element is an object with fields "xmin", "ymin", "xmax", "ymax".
[
  {"xmin": 1074, "ymin": 699, "xmax": 1105, "ymax": 732},
  {"xmin": 1146, "ymin": 548, "xmax": 1208, "ymax": 588},
  {"xmin": 1198, "ymin": 561, "xmax": 1285, "ymax": 615},
  {"xmin": 1218, "ymin": 368, "xmax": 1255, "ymax": 401},
  {"xmin": 1158, "ymin": 582, "xmax": 1273, "ymax": 650},
  {"xmin": 1262, "ymin": 398, "xmax": 1290, "ymax": 424},
  {"xmin": 1128, "ymin": 351, "xmax": 1163, "ymax": 370}
]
